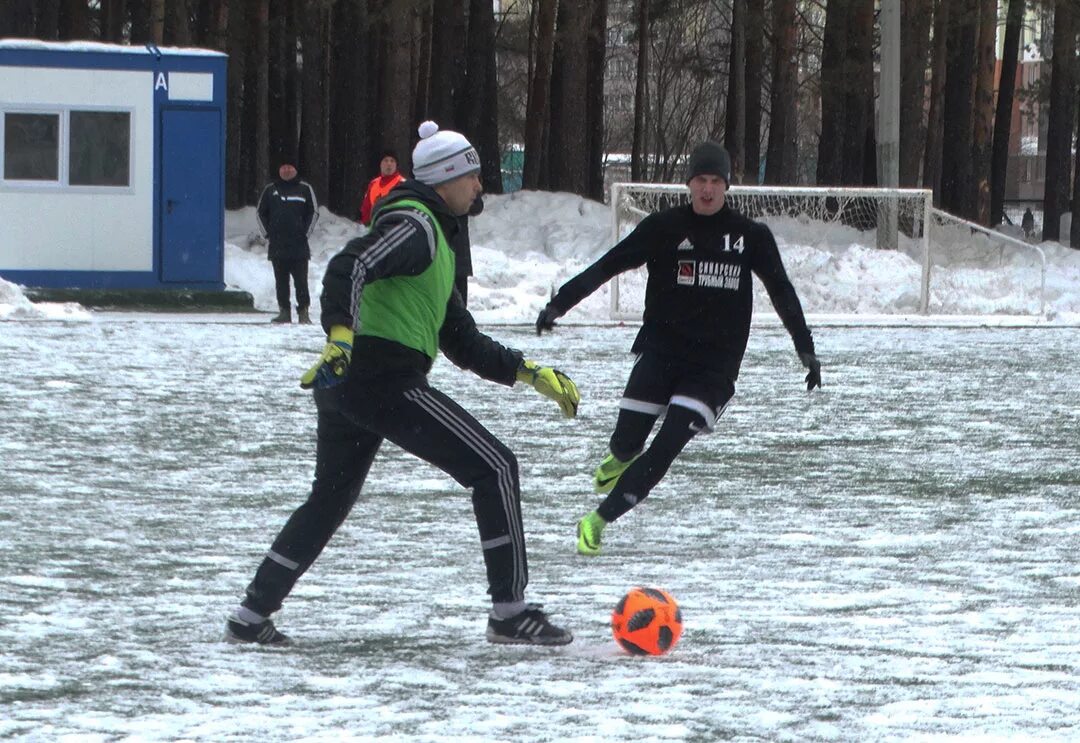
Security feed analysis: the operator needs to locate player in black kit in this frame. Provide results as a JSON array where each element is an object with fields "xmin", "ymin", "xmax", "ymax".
[{"xmin": 535, "ymin": 141, "xmax": 822, "ymax": 555}]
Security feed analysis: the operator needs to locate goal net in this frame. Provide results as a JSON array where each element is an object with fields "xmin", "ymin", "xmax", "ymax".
[{"xmin": 609, "ymin": 184, "xmax": 1046, "ymax": 319}]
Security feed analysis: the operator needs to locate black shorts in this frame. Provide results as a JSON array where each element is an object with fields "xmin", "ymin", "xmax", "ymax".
[{"xmin": 618, "ymin": 352, "xmax": 735, "ymax": 432}]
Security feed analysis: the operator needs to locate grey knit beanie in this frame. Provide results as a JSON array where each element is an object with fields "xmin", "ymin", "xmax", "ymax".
[{"xmin": 685, "ymin": 141, "xmax": 731, "ymax": 184}]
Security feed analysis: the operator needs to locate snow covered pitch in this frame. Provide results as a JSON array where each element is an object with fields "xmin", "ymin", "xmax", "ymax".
[{"xmin": 1, "ymin": 319, "xmax": 1078, "ymax": 740}]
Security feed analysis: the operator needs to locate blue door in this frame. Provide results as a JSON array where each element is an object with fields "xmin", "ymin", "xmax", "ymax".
[{"xmin": 161, "ymin": 109, "xmax": 222, "ymax": 283}]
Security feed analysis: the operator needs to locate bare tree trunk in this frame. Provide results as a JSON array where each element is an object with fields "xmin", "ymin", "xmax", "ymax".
[
  {"xmin": 225, "ymin": 0, "xmax": 247, "ymax": 208},
  {"xmin": 991, "ymin": 0, "xmax": 1025, "ymax": 225},
  {"xmin": 972, "ymin": 0, "xmax": 997, "ymax": 225},
  {"xmin": 744, "ymin": 0, "xmax": 763, "ymax": 183},
  {"xmin": 585, "ymin": 0, "xmax": 607, "ymax": 201},
  {"xmin": 1072, "ymin": 98, "xmax": 1080, "ymax": 247},
  {"xmin": 524, "ymin": 0, "xmax": 557, "ymax": 190},
  {"xmin": 192, "ymin": 0, "xmax": 212, "ymax": 44},
  {"xmin": 241, "ymin": 27, "xmax": 259, "ymax": 202},
  {"xmin": 461, "ymin": 0, "xmax": 502, "ymax": 193},
  {"xmin": 206, "ymin": 1, "xmax": 228, "ymax": 52},
  {"xmin": 417, "ymin": 8, "xmax": 431, "ymax": 128},
  {"xmin": 923, "ymin": 0, "xmax": 948, "ymax": 202},
  {"xmin": 941, "ymin": 0, "xmax": 977, "ymax": 217},
  {"xmin": 764, "ymin": 0, "xmax": 797, "ymax": 184},
  {"xmin": 816, "ymin": 0, "xmax": 848, "ymax": 186},
  {"xmin": 1, "ymin": 0, "xmax": 36, "ymax": 36},
  {"xmin": 365, "ymin": 5, "xmax": 385, "ymax": 173},
  {"xmin": 842, "ymin": 0, "xmax": 873, "ymax": 185},
  {"xmin": 300, "ymin": 1, "xmax": 332, "ymax": 202},
  {"xmin": 330, "ymin": 0, "xmax": 370, "ymax": 216},
  {"xmin": 725, "ymin": 0, "xmax": 746, "ymax": 183},
  {"xmin": 413, "ymin": 1, "xmax": 432, "ymax": 126},
  {"xmin": 166, "ymin": 0, "xmax": 192, "ymax": 45},
  {"xmin": 128, "ymin": 0, "xmax": 150, "ymax": 43},
  {"xmin": 101, "ymin": 0, "xmax": 128, "ymax": 41},
  {"xmin": 1043, "ymin": 0, "xmax": 1076, "ymax": 241},
  {"xmin": 268, "ymin": 0, "xmax": 298, "ymax": 163},
  {"xmin": 630, "ymin": 0, "xmax": 649, "ymax": 181},
  {"xmin": 284, "ymin": 0, "xmax": 299, "ymax": 155},
  {"xmin": 900, "ymin": 0, "xmax": 932, "ymax": 186},
  {"xmin": 429, "ymin": 0, "xmax": 467, "ymax": 128},
  {"xmin": 378, "ymin": 0, "xmax": 414, "ymax": 174},
  {"xmin": 7, "ymin": 0, "xmax": 27, "ymax": 34},
  {"xmin": 57, "ymin": 0, "xmax": 90, "ymax": 40},
  {"xmin": 36, "ymin": 0, "xmax": 61, "ymax": 39},
  {"xmin": 150, "ymin": 0, "xmax": 165, "ymax": 44},
  {"xmin": 550, "ymin": 0, "xmax": 590, "ymax": 194},
  {"xmin": 544, "ymin": 2, "xmax": 561, "ymax": 190},
  {"xmin": 251, "ymin": 0, "xmax": 270, "ymax": 201}
]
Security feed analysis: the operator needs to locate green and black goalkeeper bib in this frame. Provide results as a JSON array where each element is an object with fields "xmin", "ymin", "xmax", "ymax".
[{"xmin": 356, "ymin": 199, "xmax": 456, "ymax": 360}]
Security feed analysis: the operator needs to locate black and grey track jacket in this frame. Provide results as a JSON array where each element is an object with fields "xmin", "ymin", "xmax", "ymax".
[
  {"xmin": 256, "ymin": 176, "xmax": 319, "ymax": 261},
  {"xmin": 319, "ymin": 179, "xmax": 521, "ymax": 386}
]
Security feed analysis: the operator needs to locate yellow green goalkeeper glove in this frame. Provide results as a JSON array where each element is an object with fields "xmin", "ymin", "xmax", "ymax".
[
  {"xmin": 516, "ymin": 359, "xmax": 580, "ymax": 418},
  {"xmin": 300, "ymin": 325, "xmax": 354, "ymax": 389}
]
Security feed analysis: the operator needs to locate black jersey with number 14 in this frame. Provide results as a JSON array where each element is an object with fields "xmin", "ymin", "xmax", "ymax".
[{"xmin": 548, "ymin": 203, "xmax": 815, "ymax": 379}]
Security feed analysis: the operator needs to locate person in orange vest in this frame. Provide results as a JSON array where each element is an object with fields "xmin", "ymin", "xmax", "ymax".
[{"xmin": 358, "ymin": 150, "xmax": 404, "ymax": 226}]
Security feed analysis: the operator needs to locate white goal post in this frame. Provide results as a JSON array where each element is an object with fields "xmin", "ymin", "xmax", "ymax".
[{"xmin": 609, "ymin": 183, "xmax": 1047, "ymax": 319}]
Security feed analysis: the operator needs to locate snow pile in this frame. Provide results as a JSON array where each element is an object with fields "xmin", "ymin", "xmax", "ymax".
[
  {"xmin": 3, "ymin": 189, "xmax": 1080, "ymax": 324},
  {"xmin": 0, "ymin": 277, "xmax": 90, "ymax": 321}
]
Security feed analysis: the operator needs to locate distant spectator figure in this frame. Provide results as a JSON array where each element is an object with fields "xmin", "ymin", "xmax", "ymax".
[
  {"xmin": 1022, "ymin": 208, "xmax": 1035, "ymax": 240},
  {"xmin": 359, "ymin": 150, "xmax": 404, "ymax": 226},
  {"xmin": 257, "ymin": 160, "xmax": 319, "ymax": 324},
  {"xmin": 453, "ymin": 196, "xmax": 484, "ymax": 305}
]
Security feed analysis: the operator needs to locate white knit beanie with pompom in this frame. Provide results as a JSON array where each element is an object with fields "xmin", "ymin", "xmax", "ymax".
[{"xmin": 411, "ymin": 120, "xmax": 481, "ymax": 186}]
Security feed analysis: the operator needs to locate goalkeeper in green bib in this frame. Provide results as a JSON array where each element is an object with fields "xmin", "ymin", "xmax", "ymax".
[{"xmin": 226, "ymin": 122, "xmax": 579, "ymax": 647}]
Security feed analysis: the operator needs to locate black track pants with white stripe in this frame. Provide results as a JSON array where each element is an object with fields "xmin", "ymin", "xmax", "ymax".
[
  {"xmin": 242, "ymin": 374, "xmax": 527, "ymax": 617},
  {"xmin": 595, "ymin": 404, "xmax": 700, "ymax": 524}
]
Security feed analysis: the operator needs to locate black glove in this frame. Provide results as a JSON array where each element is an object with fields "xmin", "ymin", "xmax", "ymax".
[
  {"xmin": 535, "ymin": 304, "xmax": 562, "ymax": 335},
  {"xmin": 799, "ymin": 352, "xmax": 821, "ymax": 391}
]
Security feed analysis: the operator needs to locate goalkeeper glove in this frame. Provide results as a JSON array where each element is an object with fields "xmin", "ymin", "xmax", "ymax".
[
  {"xmin": 300, "ymin": 325, "xmax": 354, "ymax": 389},
  {"xmin": 799, "ymin": 352, "xmax": 822, "ymax": 391},
  {"xmin": 535, "ymin": 304, "xmax": 562, "ymax": 335},
  {"xmin": 516, "ymin": 359, "xmax": 580, "ymax": 418}
]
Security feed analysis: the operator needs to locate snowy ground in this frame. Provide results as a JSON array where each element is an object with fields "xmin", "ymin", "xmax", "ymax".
[
  {"xmin": 2, "ymin": 318, "xmax": 1079, "ymax": 741},
  {"xmin": 2, "ymin": 189, "xmax": 1079, "ymax": 739}
]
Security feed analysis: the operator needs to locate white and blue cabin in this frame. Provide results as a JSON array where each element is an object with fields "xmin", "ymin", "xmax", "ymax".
[{"xmin": 0, "ymin": 40, "xmax": 227, "ymax": 292}]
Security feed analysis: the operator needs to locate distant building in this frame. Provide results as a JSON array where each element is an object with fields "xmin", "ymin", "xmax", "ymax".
[
  {"xmin": 1003, "ymin": 58, "xmax": 1047, "ymax": 203},
  {"xmin": 998, "ymin": 3, "xmax": 1052, "ymax": 204}
]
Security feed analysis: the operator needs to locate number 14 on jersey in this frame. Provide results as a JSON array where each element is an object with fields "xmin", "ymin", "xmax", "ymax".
[{"xmin": 723, "ymin": 234, "xmax": 745, "ymax": 253}]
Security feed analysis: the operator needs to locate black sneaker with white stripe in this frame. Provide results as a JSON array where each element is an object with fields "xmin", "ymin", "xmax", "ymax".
[
  {"xmin": 224, "ymin": 613, "xmax": 293, "ymax": 646},
  {"xmin": 486, "ymin": 604, "xmax": 573, "ymax": 646}
]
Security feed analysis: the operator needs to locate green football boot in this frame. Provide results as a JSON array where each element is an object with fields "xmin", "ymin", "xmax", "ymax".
[
  {"xmin": 576, "ymin": 510, "xmax": 607, "ymax": 556},
  {"xmin": 593, "ymin": 452, "xmax": 638, "ymax": 494}
]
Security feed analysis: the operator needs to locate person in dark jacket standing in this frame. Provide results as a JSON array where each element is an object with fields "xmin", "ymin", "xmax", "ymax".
[
  {"xmin": 535, "ymin": 141, "xmax": 822, "ymax": 556},
  {"xmin": 225, "ymin": 121, "xmax": 580, "ymax": 647},
  {"xmin": 257, "ymin": 160, "xmax": 319, "ymax": 324},
  {"xmin": 452, "ymin": 195, "xmax": 483, "ymax": 305},
  {"xmin": 1021, "ymin": 207, "xmax": 1035, "ymax": 240}
]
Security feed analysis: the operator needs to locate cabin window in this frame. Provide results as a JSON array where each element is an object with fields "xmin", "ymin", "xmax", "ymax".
[
  {"xmin": 69, "ymin": 111, "xmax": 131, "ymax": 187},
  {"xmin": 3, "ymin": 112, "xmax": 59, "ymax": 181}
]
